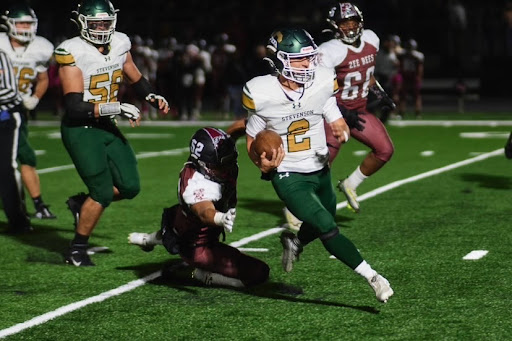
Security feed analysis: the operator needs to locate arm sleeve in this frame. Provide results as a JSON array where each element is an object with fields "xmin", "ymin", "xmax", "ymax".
[{"xmin": 63, "ymin": 93, "xmax": 95, "ymax": 119}]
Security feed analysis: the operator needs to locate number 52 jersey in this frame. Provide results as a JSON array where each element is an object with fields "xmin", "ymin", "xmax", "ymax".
[{"xmin": 54, "ymin": 32, "xmax": 131, "ymax": 103}]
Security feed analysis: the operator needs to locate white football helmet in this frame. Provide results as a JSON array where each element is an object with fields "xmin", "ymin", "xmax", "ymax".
[
  {"xmin": 73, "ymin": 0, "xmax": 118, "ymax": 45},
  {"xmin": 2, "ymin": 4, "xmax": 38, "ymax": 43}
]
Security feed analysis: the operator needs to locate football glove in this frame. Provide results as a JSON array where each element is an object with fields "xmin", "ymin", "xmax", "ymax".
[
  {"xmin": 22, "ymin": 94, "xmax": 39, "ymax": 110},
  {"xmin": 119, "ymin": 103, "xmax": 141, "ymax": 121},
  {"xmin": 367, "ymin": 82, "xmax": 396, "ymax": 113},
  {"xmin": 214, "ymin": 208, "xmax": 236, "ymax": 233},
  {"xmin": 145, "ymin": 93, "xmax": 169, "ymax": 109},
  {"xmin": 342, "ymin": 108, "xmax": 366, "ymax": 131}
]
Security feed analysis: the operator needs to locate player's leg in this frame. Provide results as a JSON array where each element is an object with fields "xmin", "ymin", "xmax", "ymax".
[
  {"xmin": 105, "ymin": 135, "xmax": 140, "ymax": 201},
  {"xmin": 183, "ymin": 243, "xmax": 270, "ymax": 288},
  {"xmin": 61, "ymin": 126, "xmax": 115, "ymax": 266},
  {"xmin": 0, "ymin": 113, "xmax": 32, "ymax": 233},
  {"xmin": 274, "ymin": 169, "xmax": 393, "ymax": 301},
  {"xmin": 17, "ymin": 120, "xmax": 56, "ymax": 218},
  {"xmin": 338, "ymin": 113, "xmax": 394, "ymax": 212},
  {"xmin": 414, "ymin": 79, "xmax": 422, "ymax": 118}
]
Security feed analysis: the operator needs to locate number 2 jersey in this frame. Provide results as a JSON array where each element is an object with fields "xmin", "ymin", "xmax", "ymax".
[
  {"xmin": 243, "ymin": 66, "xmax": 342, "ymax": 173},
  {"xmin": 0, "ymin": 33, "xmax": 53, "ymax": 96},
  {"xmin": 318, "ymin": 29, "xmax": 379, "ymax": 112},
  {"xmin": 54, "ymin": 32, "xmax": 130, "ymax": 104}
]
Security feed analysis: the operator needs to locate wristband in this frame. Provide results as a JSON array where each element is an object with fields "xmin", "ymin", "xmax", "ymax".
[
  {"xmin": 99, "ymin": 102, "xmax": 121, "ymax": 116},
  {"xmin": 213, "ymin": 212, "xmax": 224, "ymax": 226}
]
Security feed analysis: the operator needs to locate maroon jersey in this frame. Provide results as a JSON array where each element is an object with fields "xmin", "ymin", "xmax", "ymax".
[
  {"xmin": 319, "ymin": 29, "xmax": 380, "ymax": 112},
  {"xmin": 319, "ymin": 30, "xmax": 394, "ymax": 164},
  {"xmin": 174, "ymin": 162, "xmax": 237, "ymax": 245},
  {"xmin": 168, "ymin": 162, "xmax": 268, "ymax": 286}
]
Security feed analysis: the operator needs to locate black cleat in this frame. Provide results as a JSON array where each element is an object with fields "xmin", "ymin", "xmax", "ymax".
[
  {"xmin": 65, "ymin": 244, "xmax": 95, "ymax": 267},
  {"xmin": 505, "ymin": 132, "xmax": 512, "ymax": 159},
  {"xmin": 34, "ymin": 204, "xmax": 57, "ymax": 219},
  {"xmin": 65, "ymin": 193, "xmax": 88, "ymax": 228},
  {"xmin": 6, "ymin": 225, "xmax": 34, "ymax": 235}
]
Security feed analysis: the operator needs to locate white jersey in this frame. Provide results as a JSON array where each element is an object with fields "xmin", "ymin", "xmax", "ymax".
[
  {"xmin": 318, "ymin": 29, "xmax": 379, "ymax": 69},
  {"xmin": 244, "ymin": 66, "xmax": 342, "ymax": 173},
  {"xmin": 0, "ymin": 33, "xmax": 53, "ymax": 95},
  {"xmin": 54, "ymin": 32, "xmax": 131, "ymax": 103}
]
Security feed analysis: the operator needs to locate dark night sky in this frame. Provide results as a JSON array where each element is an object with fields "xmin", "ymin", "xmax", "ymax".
[{"xmin": 4, "ymin": 0, "xmax": 512, "ymax": 80}]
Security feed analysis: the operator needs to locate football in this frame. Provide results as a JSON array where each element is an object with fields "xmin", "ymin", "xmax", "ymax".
[{"xmin": 251, "ymin": 129, "xmax": 283, "ymax": 160}]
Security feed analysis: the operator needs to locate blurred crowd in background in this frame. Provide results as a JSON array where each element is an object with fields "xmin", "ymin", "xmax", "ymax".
[{"xmin": 8, "ymin": 0, "xmax": 512, "ymax": 119}]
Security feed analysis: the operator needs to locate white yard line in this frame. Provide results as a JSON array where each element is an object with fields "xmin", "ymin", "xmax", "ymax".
[
  {"xmin": 463, "ymin": 250, "xmax": 489, "ymax": 260},
  {"xmin": 28, "ymin": 120, "xmax": 512, "ymax": 128},
  {"xmin": 0, "ymin": 148, "xmax": 503, "ymax": 338},
  {"xmin": 336, "ymin": 148, "xmax": 503, "ymax": 210}
]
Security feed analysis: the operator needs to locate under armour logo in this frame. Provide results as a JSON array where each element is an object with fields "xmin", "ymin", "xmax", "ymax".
[
  {"xmin": 105, "ymin": 56, "xmax": 111, "ymax": 62},
  {"xmin": 292, "ymin": 102, "xmax": 301, "ymax": 109},
  {"xmin": 279, "ymin": 172, "xmax": 290, "ymax": 179}
]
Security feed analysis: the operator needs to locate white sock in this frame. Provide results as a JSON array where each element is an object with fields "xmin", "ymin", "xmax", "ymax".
[
  {"xmin": 148, "ymin": 231, "xmax": 163, "ymax": 245},
  {"xmin": 345, "ymin": 166, "xmax": 368, "ymax": 189},
  {"xmin": 354, "ymin": 260, "xmax": 377, "ymax": 280}
]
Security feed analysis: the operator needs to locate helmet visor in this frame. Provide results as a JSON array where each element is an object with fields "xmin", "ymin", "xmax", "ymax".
[{"xmin": 278, "ymin": 49, "xmax": 318, "ymax": 84}]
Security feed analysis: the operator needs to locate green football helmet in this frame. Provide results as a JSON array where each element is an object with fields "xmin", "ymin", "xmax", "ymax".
[
  {"xmin": 265, "ymin": 28, "xmax": 318, "ymax": 84},
  {"xmin": 2, "ymin": 3, "xmax": 38, "ymax": 43},
  {"xmin": 73, "ymin": 0, "xmax": 118, "ymax": 45}
]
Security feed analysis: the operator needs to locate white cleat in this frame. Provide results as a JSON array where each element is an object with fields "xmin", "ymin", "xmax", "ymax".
[
  {"xmin": 368, "ymin": 274, "xmax": 394, "ymax": 303},
  {"xmin": 283, "ymin": 207, "xmax": 303, "ymax": 231},
  {"xmin": 337, "ymin": 179, "xmax": 360, "ymax": 213},
  {"xmin": 128, "ymin": 232, "xmax": 157, "ymax": 252}
]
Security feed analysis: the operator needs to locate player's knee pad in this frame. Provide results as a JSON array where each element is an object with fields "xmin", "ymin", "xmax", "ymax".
[
  {"xmin": 17, "ymin": 144, "xmax": 36, "ymax": 167},
  {"xmin": 118, "ymin": 180, "xmax": 140, "ymax": 200},
  {"xmin": 89, "ymin": 186, "xmax": 114, "ymax": 208},
  {"xmin": 319, "ymin": 228, "xmax": 339, "ymax": 242}
]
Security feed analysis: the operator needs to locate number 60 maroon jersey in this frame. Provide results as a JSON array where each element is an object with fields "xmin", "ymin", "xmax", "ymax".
[{"xmin": 318, "ymin": 29, "xmax": 380, "ymax": 112}]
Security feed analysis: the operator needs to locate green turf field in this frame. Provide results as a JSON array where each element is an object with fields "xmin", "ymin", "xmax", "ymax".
[{"xmin": 1, "ymin": 113, "xmax": 511, "ymax": 340}]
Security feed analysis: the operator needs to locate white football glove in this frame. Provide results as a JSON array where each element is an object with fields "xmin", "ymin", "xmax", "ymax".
[
  {"xmin": 99, "ymin": 102, "xmax": 140, "ymax": 121},
  {"xmin": 214, "ymin": 208, "xmax": 236, "ymax": 233},
  {"xmin": 145, "ymin": 93, "xmax": 169, "ymax": 109},
  {"xmin": 119, "ymin": 103, "xmax": 141, "ymax": 121},
  {"xmin": 22, "ymin": 94, "xmax": 39, "ymax": 110}
]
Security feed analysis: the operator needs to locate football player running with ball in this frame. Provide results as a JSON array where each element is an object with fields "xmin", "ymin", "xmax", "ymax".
[
  {"xmin": 244, "ymin": 28, "xmax": 393, "ymax": 303},
  {"xmin": 319, "ymin": 2, "xmax": 395, "ymax": 213},
  {"xmin": 128, "ymin": 127, "xmax": 270, "ymax": 288},
  {"xmin": 54, "ymin": 0, "xmax": 169, "ymax": 266}
]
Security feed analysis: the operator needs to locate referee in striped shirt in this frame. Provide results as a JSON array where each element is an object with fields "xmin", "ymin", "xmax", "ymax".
[{"xmin": 0, "ymin": 48, "xmax": 32, "ymax": 233}]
